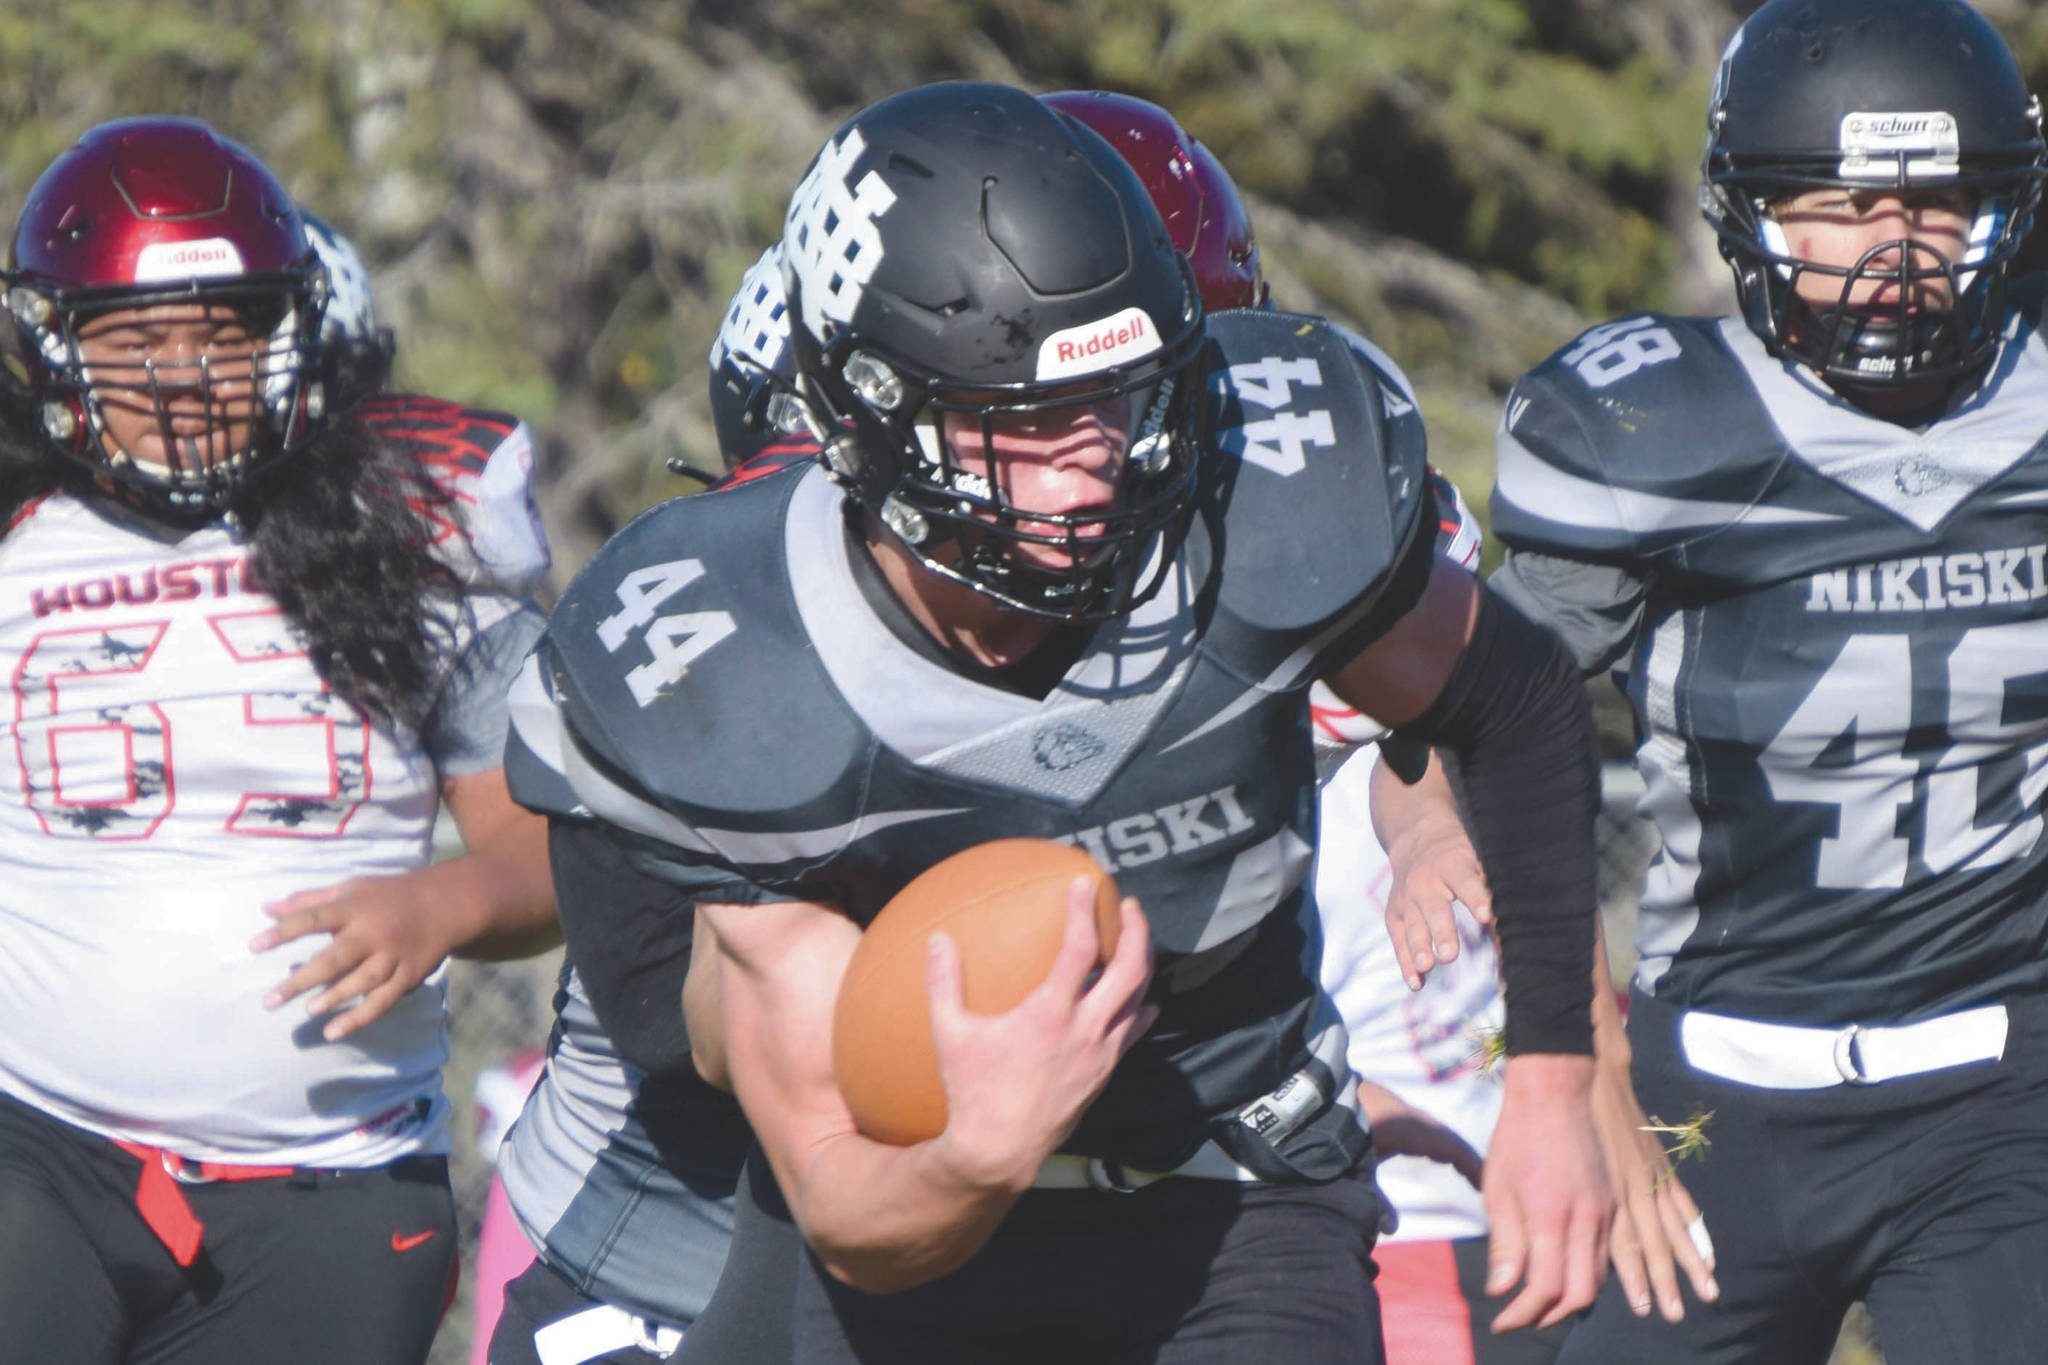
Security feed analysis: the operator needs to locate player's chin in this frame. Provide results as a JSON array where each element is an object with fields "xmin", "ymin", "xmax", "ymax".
[
  {"xmin": 107, "ymin": 428, "xmax": 253, "ymax": 477},
  {"xmin": 1837, "ymin": 285, "xmax": 1955, "ymax": 318}
]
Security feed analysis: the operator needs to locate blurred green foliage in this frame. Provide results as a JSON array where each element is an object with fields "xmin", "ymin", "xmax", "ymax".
[
  {"xmin": 0, "ymin": 0, "xmax": 1727, "ymax": 557},
  {"xmin": 11, "ymin": 9, "xmax": 2021, "ymax": 1362},
  {"xmin": 2, "ymin": 0, "xmax": 2043, "ymax": 571}
]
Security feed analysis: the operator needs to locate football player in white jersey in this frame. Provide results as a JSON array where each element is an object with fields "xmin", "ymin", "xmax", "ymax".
[
  {"xmin": 1409, "ymin": 1, "xmax": 2048, "ymax": 1360},
  {"xmin": 0, "ymin": 118, "xmax": 558, "ymax": 1365}
]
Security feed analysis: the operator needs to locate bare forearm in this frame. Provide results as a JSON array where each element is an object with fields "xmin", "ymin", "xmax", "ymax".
[
  {"xmin": 711, "ymin": 903, "xmax": 1023, "ymax": 1293},
  {"xmin": 1368, "ymin": 746, "xmax": 1456, "ymax": 850},
  {"xmin": 726, "ymin": 1022, "xmax": 1039, "ymax": 1292},
  {"xmin": 1591, "ymin": 917, "xmax": 1631, "ymax": 1067},
  {"xmin": 430, "ymin": 830, "xmax": 563, "ymax": 960},
  {"xmin": 441, "ymin": 771, "xmax": 562, "ymax": 960},
  {"xmin": 708, "ymin": 889, "xmax": 1150, "ymax": 1294},
  {"xmin": 683, "ymin": 907, "xmax": 730, "ymax": 1090},
  {"xmin": 775, "ymin": 1128, "xmax": 1027, "ymax": 1293}
]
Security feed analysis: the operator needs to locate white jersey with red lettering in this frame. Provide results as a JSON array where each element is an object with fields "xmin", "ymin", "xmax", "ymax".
[
  {"xmin": 0, "ymin": 398, "xmax": 548, "ymax": 1168},
  {"xmin": 1310, "ymin": 466, "xmax": 1498, "ymax": 1242},
  {"xmin": 1314, "ymin": 748, "xmax": 1503, "ymax": 1242}
]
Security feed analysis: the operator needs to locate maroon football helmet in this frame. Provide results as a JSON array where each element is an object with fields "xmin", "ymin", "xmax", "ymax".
[
  {"xmin": 1040, "ymin": 90, "xmax": 1266, "ymax": 312},
  {"xmin": 3, "ymin": 117, "xmax": 329, "ymax": 517}
]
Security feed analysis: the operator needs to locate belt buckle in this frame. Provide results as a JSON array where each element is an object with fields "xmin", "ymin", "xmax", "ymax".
[
  {"xmin": 162, "ymin": 1151, "xmax": 214, "ymax": 1185},
  {"xmin": 1833, "ymin": 1023, "xmax": 1872, "ymax": 1085},
  {"xmin": 1084, "ymin": 1158, "xmax": 1137, "ymax": 1194}
]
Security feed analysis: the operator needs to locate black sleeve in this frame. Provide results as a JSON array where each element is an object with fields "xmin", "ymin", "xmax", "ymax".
[
  {"xmin": 547, "ymin": 816, "xmax": 701, "ymax": 1080},
  {"xmin": 1395, "ymin": 587, "xmax": 1598, "ymax": 1056}
]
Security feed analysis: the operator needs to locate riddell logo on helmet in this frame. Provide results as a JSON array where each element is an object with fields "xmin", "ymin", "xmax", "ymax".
[
  {"xmin": 1037, "ymin": 307, "xmax": 1161, "ymax": 381},
  {"xmin": 132, "ymin": 237, "xmax": 246, "ymax": 284}
]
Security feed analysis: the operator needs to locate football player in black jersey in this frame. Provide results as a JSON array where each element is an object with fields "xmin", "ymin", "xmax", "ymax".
[
  {"xmin": 1463, "ymin": 1, "xmax": 2048, "ymax": 1361},
  {"xmin": 510, "ymin": 80, "xmax": 1611, "ymax": 1362}
]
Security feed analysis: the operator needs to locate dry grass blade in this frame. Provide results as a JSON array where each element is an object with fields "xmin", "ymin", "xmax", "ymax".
[
  {"xmin": 1639, "ymin": 1103, "xmax": 1713, "ymax": 1186},
  {"xmin": 1466, "ymin": 1023, "xmax": 1508, "ymax": 1076}
]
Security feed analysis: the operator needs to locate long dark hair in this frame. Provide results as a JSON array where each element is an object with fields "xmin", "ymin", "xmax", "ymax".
[
  {"xmin": 233, "ymin": 409, "xmax": 465, "ymax": 732},
  {"xmin": 0, "ymin": 383, "xmax": 57, "ymax": 532},
  {"xmin": 0, "ymin": 395, "xmax": 464, "ymax": 734}
]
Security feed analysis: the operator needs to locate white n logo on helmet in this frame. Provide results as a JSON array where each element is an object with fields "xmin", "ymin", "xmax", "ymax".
[
  {"xmin": 785, "ymin": 128, "xmax": 898, "ymax": 343},
  {"xmin": 711, "ymin": 243, "xmax": 793, "ymax": 374}
]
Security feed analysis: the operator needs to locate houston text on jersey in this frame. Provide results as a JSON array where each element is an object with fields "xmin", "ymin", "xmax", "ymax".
[{"xmin": 28, "ymin": 556, "xmax": 260, "ymax": 619}]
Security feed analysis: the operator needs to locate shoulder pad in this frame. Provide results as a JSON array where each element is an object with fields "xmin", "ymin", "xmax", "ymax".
[
  {"xmin": 1328, "ymin": 321, "xmax": 1420, "ymax": 413},
  {"xmin": 1331, "ymin": 320, "xmax": 1431, "ymax": 510},
  {"xmin": 1492, "ymin": 313, "xmax": 1782, "ymax": 562},
  {"xmin": 1198, "ymin": 309, "xmax": 1428, "ymax": 634},
  {"xmin": 541, "ymin": 469, "xmax": 866, "ymax": 826},
  {"xmin": 363, "ymin": 394, "xmax": 553, "ymax": 594}
]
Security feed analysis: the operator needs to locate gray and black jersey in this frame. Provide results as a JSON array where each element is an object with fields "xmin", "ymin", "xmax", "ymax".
[
  {"xmin": 1493, "ymin": 281, "xmax": 2048, "ymax": 1026},
  {"xmin": 497, "ymin": 964, "xmax": 748, "ymax": 1325},
  {"xmin": 509, "ymin": 308, "xmax": 1433, "ymax": 1179}
]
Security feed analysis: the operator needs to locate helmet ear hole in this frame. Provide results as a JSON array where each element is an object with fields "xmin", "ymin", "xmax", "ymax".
[{"xmin": 843, "ymin": 350, "xmax": 904, "ymax": 413}]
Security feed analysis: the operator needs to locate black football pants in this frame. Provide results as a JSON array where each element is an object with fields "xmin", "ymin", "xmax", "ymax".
[
  {"xmin": 683, "ymin": 1145, "xmax": 1386, "ymax": 1365},
  {"xmin": 1558, "ymin": 990, "xmax": 2048, "ymax": 1365},
  {"xmin": 0, "ymin": 1090, "xmax": 455, "ymax": 1365},
  {"xmin": 489, "ymin": 1257, "xmax": 691, "ymax": 1365}
]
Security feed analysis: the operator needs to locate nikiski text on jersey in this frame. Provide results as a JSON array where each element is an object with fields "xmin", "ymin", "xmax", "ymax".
[
  {"xmin": 1056, "ymin": 783, "xmax": 1257, "ymax": 873},
  {"xmin": 1804, "ymin": 542, "xmax": 2048, "ymax": 614}
]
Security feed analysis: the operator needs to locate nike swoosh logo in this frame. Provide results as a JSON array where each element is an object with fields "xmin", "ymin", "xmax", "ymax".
[{"xmin": 391, "ymin": 1230, "xmax": 438, "ymax": 1253}]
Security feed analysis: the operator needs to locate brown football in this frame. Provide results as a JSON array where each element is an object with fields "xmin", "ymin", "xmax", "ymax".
[{"xmin": 831, "ymin": 838, "xmax": 1120, "ymax": 1145}]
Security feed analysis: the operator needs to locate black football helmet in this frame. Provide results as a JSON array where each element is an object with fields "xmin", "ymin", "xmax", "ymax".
[
  {"xmin": 1701, "ymin": 0, "xmax": 2048, "ymax": 388},
  {"xmin": 779, "ymin": 81, "xmax": 1205, "ymax": 622}
]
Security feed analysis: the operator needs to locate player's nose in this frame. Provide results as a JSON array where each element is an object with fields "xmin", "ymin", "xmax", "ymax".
[{"xmin": 1046, "ymin": 406, "xmax": 1126, "ymax": 472}]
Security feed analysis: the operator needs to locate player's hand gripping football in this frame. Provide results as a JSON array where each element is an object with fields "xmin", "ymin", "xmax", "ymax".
[
  {"xmin": 1483, "ymin": 1054, "xmax": 1613, "ymax": 1333},
  {"xmin": 254, "ymin": 868, "xmax": 465, "ymax": 1042},
  {"xmin": 923, "ymin": 878, "xmax": 1159, "ymax": 1190}
]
